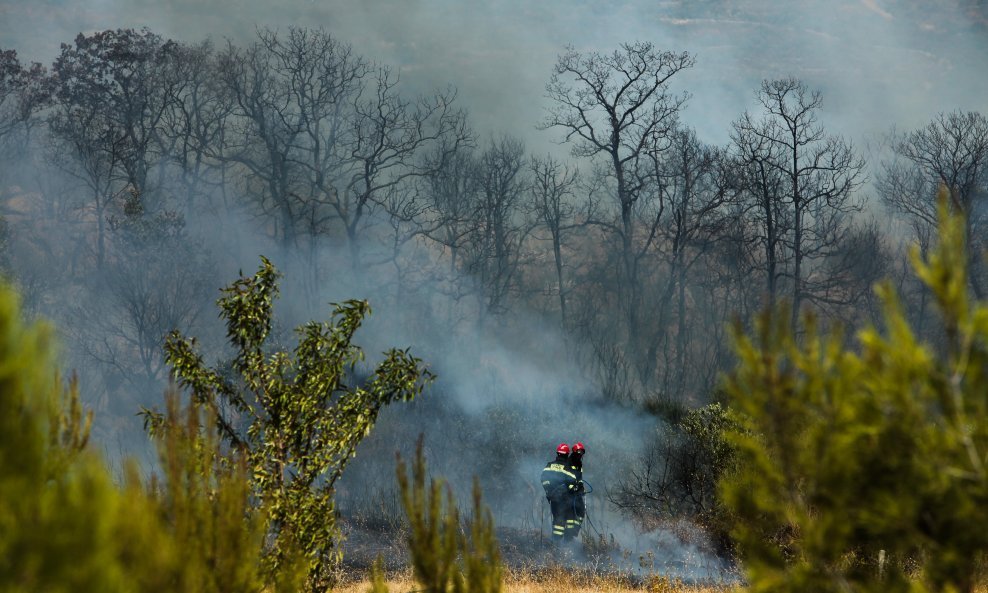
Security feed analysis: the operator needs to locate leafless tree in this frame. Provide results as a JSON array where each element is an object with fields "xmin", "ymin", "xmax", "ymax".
[
  {"xmin": 157, "ymin": 41, "xmax": 235, "ymax": 215},
  {"xmin": 730, "ymin": 116, "xmax": 789, "ymax": 307},
  {"xmin": 340, "ymin": 65, "xmax": 470, "ymax": 269},
  {"xmin": 652, "ymin": 128, "xmax": 730, "ymax": 397},
  {"xmin": 541, "ymin": 42, "xmax": 694, "ymax": 350},
  {"xmin": 219, "ymin": 27, "xmax": 470, "ymax": 278},
  {"xmin": 879, "ymin": 111, "xmax": 988, "ymax": 298},
  {"xmin": 463, "ymin": 136, "xmax": 531, "ymax": 321},
  {"xmin": 62, "ymin": 189, "xmax": 214, "ymax": 418},
  {"xmin": 217, "ymin": 28, "xmax": 358, "ymax": 248},
  {"xmin": 731, "ymin": 78, "xmax": 865, "ymax": 330},
  {"xmin": 816, "ymin": 219, "xmax": 890, "ymax": 326},
  {"xmin": 422, "ymin": 146, "xmax": 481, "ymax": 289},
  {"xmin": 46, "ymin": 102, "xmax": 127, "ymax": 269},
  {"xmin": 528, "ymin": 154, "xmax": 580, "ymax": 328}
]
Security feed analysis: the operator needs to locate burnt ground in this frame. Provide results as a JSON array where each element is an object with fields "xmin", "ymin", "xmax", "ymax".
[
  {"xmin": 338, "ymin": 520, "xmax": 741, "ymax": 587},
  {"xmin": 340, "ymin": 523, "xmax": 558, "ymax": 573}
]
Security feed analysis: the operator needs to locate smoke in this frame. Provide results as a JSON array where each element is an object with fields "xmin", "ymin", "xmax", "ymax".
[
  {"xmin": 221, "ymin": 208, "xmax": 721, "ymax": 574},
  {"xmin": 3, "ymin": 0, "xmax": 988, "ymax": 579},
  {"xmin": 7, "ymin": 0, "xmax": 987, "ymax": 151}
]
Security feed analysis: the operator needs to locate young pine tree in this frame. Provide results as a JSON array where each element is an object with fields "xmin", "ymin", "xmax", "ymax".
[
  {"xmin": 374, "ymin": 439, "xmax": 503, "ymax": 593},
  {"xmin": 722, "ymin": 188, "xmax": 988, "ymax": 593},
  {"xmin": 0, "ymin": 280, "xmax": 273, "ymax": 592}
]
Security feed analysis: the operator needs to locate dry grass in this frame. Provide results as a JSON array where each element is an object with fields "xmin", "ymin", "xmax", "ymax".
[
  {"xmin": 335, "ymin": 565, "xmax": 737, "ymax": 593},
  {"xmin": 335, "ymin": 565, "xmax": 988, "ymax": 593}
]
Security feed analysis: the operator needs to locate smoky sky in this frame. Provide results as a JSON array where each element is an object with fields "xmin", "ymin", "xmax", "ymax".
[{"xmin": 3, "ymin": 0, "xmax": 987, "ymax": 152}]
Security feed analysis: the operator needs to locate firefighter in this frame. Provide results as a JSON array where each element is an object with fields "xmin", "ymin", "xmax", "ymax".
[
  {"xmin": 566, "ymin": 441, "xmax": 586, "ymax": 540},
  {"xmin": 541, "ymin": 443, "xmax": 579, "ymax": 543}
]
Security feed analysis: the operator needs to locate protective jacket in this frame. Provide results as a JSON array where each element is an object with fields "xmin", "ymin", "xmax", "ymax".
[
  {"xmin": 541, "ymin": 453, "xmax": 578, "ymax": 500},
  {"xmin": 541, "ymin": 453, "xmax": 579, "ymax": 542}
]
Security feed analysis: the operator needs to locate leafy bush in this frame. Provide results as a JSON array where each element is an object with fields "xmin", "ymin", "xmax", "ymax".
[
  {"xmin": 2, "ymin": 254, "xmax": 425, "ymax": 592},
  {"xmin": 612, "ymin": 402, "xmax": 741, "ymax": 555},
  {"xmin": 147, "ymin": 389, "xmax": 302, "ymax": 593},
  {"xmin": 721, "ymin": 189, "xmax": 988, "ymax": 593},
  {"xmin": 156, "ymin": 256, "xmax": 433, "ymax": 591},
  {"xmin": 0, "ymin": 280, "xmax": 275, "ymax": 592}
]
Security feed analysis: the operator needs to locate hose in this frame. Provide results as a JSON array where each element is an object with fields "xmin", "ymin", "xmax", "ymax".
[
  {"xmin": 540, "ymin": 490, "xmax": 545, "ymax": 548},
  {"xmin": 571, "ymin": 480, "xmax": 602, "ymax": 538},
  {"xmin": 583, "ymin": 501, "xmax": 603, "ymax": 538}
]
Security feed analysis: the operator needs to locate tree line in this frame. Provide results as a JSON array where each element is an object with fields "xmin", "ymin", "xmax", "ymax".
[
  {"xmin": 0, "ymin": 27, "xmax": 986, "ymax": 429},
  {"xmin": 3, "ymin": 26, "xmax": 988, "ymax": 592}
]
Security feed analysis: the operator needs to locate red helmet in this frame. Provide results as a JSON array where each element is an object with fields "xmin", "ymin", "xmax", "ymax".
[
  {"xmin": 572, "ymin": 442, "xmax": 586, "ymax": 455},
  {"xmin": 556, "ymin": 443, "xmax": 570, "ymax": 455}
]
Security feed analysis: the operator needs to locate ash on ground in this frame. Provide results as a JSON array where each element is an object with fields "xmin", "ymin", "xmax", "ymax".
[{"xmin": 339, "ymin": 520, "xmax": 741, "ymax": 586}]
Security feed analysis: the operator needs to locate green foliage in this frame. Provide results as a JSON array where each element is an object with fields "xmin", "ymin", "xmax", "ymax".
[
  {"xmin": 147, "ymin": 389, "xmax": 299, "ymax": 593},
  {"xmin": 367, "ymin": 558, "xmax": 390, "ymax": 593},
  {"xmin": 615, "ymin": 402, "xmax": 741, "ymax": 555},
  {"xmin": 159, "ymin": 256, "xmax": 434, "ymax": 591},
  {"xmin": 676, "ymin": 403, "xmax": 742, "ymax": 552},
  {"xmin": 0, "ymin": 283, "xmax": 110, "ymax": 591},
  {"xmin": 391, "ymin": 439, "xmax": 503, "ymax": 593},
  {"xmin": 721, "ymin": 189, "xmax": 988, "ymax": 593},
  {"xmin": 45, "ymin": 373, "xmax": 93, "ymax": 478},
  {"xmin": 0, "ymin": 280, "xmax": 272, "ymax": 592}
]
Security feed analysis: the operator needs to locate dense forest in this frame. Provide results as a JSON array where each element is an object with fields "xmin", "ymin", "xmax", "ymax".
[{"xmin": 1, "ymin": 21, "xmax": 988, "ymax": 590}]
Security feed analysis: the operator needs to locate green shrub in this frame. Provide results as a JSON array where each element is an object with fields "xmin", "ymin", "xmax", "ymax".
[
  {"xmin": 0, "ymin": 280, "xmax": 134, "ymax": 592},
  {"xmin": 613, "ymin": 402, "xmax": 741, "ymax": 555},
  {"xmin": 0, "ymin": 281, "xmax": 273, "ymax": 592},
  {"xmin": 373, "ymin": 439, "xmax": 503, "ymax": 593},
  {"xmin": 721, "ymin": 189, "xmax": 988, "ymax": 593},
  {"xmin": 146, "ymin": 389, "xmax": 301, "ymax": 593},
  {"xmin": 157, "ymin": 256, "xmax": 433, "ymax": 592}
]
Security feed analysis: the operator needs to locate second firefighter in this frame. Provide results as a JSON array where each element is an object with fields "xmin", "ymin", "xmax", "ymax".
[{"xmin": 566, "ymin": 441, "xmax": 586, "ymax": 539}]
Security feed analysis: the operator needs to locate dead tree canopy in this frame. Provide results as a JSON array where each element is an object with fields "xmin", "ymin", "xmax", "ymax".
[
  {"xmin": 541, "ymin": 41, "xmax": 694, "ymax": 381},
  {"xmin": 880, "ymin": 111, "xmax": 988, "ymax": 298}
]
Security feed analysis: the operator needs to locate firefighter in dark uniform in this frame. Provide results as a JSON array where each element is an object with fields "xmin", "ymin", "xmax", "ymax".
[
  {"xmin": 541, "ymin": 443, "xmax": 579, "ymax": 543},
  {"xmin": 566, "ymin": 441, "xmax": 586, "ymax": 540}
]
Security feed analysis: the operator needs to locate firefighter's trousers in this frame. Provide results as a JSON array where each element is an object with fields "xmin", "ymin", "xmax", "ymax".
[
  {"xmin": 566, "ymin": 494, "xmax": 585, "ymax": 540},
  {"xmin": 549, "ymin": 495, "xmax": 578, "ymax": 542}
]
